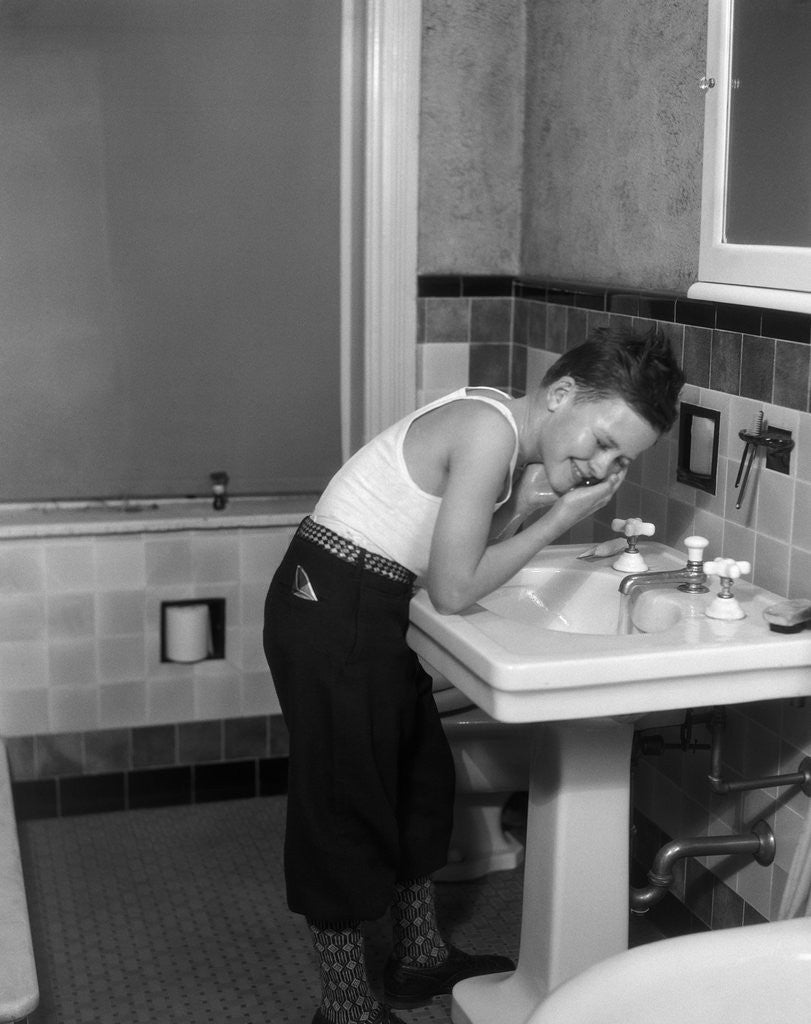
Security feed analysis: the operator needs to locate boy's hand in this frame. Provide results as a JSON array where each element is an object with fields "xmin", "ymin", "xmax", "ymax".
[
  {"xmin": 491, "ymin": 463, "xmax": 625, "ymax": 544},
  {"xmin": 557, "ymin": 466, "xmax": 628, "ymax": 520}
]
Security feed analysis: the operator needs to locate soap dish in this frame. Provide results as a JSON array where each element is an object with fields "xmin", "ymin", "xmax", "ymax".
[{"xmin": 763, "ymin": 599, "xmax": 811, "ymax": 633}]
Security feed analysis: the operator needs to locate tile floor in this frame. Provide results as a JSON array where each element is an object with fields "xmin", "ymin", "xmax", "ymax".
[{"xmin": 18, "ymin": 795, "xmax": 665, "ymax": 1024}]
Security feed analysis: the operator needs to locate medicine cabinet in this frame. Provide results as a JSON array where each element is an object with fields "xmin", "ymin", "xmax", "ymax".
[{"xmin": 688, "ymin": 0, "xmax": 811, "ymax": 313}]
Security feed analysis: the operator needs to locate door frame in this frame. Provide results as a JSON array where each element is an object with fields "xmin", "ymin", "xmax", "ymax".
[{"xmin": 341, "ymin": 0, "xmax": 421, "ymax": 457}]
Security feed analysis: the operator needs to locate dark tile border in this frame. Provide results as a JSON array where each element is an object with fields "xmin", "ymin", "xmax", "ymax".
[
  {"xmin": 419, "ymin": 275, "xmax": 811, "ymax": 343},
  {"xmin": 60, "ymin": 772, "xmax": 126, "ymax": 817},
  {"xmin": 11, "ymin": 756, "xmax": 289, "ymax": 820},
  {"xmin": 129, "ymin": 765, "xmax": 193, "ymax": 810},
  {"xmin": 417, "ymin": 275, "xmax": 465, "ymax": 297},
  {"xmin": 12, "ymin": 779, "xmax": 58, "ymax": 820},
  {"xmin": 7, "ymin": 715, "xmax": 288, "ymax": 782},
  {"xmin": 763, "ymin": 308, "xmax": 811, "ymax": 343},
  {"xmin": 417, "ymin": 274, "xmax": 515, "ymax": 298}
]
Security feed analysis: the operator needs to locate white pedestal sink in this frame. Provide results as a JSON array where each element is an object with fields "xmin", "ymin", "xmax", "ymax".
[{"xmin": 407, "ymin": 541, "xmax": 811, "ymax": 1024}]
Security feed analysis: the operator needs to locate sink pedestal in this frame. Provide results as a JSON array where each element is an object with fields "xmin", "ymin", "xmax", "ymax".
[{"xmin": 451, "ymin": 717, "xmax": 635, "ymax": 1024}]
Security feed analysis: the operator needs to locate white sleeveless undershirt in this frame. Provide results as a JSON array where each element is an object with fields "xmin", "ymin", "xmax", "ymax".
[{"xmin": 312, "ymin": 387, "xmax": 520, "ymax": 578}]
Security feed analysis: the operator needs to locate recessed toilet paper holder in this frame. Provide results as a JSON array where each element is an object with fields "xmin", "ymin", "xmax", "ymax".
[{"xmin": 160, "ymin": 598, "xmax": 226, "ymax": 663}]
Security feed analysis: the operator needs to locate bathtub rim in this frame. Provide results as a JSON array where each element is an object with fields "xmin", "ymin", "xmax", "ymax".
[{"xmin": 0, "ymin": 493, "xmax": 317, "ymax": 540}]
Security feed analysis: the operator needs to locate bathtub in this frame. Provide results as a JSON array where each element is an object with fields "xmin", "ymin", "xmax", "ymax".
[
  {"xmin": 526, "ymin": 917, "xmax": 811, "ymax": 1023},
  {"xmin": 0, "ymin": 494, "xmax": 316, "ymax": 540},
  {"xmin": 0, "ymin": 739, "xmax": 39, "ymax": 1022}
]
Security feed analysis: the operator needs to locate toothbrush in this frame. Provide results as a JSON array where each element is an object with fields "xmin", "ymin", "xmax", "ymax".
[{"xmin": 735, "ymin": 411, "xmax": 763, "ymax": 509}]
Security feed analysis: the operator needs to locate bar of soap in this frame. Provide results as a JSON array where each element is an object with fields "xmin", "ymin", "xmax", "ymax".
[
  {"xmin": 763, "ymin": 600, "xmax": 811, "ymax": 630},
  {"xmin": 576, "ymin": 537, "xmax": 627, "ymax": 560}
]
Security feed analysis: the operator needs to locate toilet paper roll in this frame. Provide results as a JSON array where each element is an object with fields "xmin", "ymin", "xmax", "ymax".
[{"xmin": 165, "ymin": 604, "xmax": 212, "ymax": 663}]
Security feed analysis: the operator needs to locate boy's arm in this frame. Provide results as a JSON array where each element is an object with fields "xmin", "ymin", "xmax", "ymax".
[{"xmin": 426, "ymin": 423, "xmax": 626, "ymax": 614}]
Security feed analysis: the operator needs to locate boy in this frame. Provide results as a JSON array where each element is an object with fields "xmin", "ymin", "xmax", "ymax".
[{"xmin": 264, "ymin": 327, "xmax": 683, "ymax": 1024}]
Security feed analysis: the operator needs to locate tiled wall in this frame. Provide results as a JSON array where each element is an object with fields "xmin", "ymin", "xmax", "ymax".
[
  {"xmin": 1, "ymin": 525, "xmax": 296, "ymax": 816},
  {"xmin": 418, "ymin": 274, "xmax": 811, "ymax": 925},
  {"xmin": 0, "ymin": 526, "xmax": 295, "ymax": 737},
  {"xmin": 418, "ymin": 275, "xmax": 811, "ymax": 596}
]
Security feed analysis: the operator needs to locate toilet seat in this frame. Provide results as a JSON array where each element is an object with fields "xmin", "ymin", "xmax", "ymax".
[{"xmin": 433, "ymin": 680, "xmax": 476, "ymax": 716}]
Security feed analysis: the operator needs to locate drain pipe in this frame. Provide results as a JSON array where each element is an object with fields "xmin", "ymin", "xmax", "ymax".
[
  {"xmin": 630, "ymin": 820, "xmax": 775, "ymax": 914},
  {"xmin": 708, "ymin": 706, "xmax": 811, "ymax": 795}
]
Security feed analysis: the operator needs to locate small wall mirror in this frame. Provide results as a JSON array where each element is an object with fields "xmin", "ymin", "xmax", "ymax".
[
  {"xmin": 688, "ymin": 0, "xmax": 811, "ymax": 313},
  {"xmin": 677, "ymin": 403, "xmax": 720, "ymax": 495}
]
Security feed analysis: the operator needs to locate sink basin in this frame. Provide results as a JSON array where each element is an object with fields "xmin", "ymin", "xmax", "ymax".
[
  {"xmin": 477, "ymin": 567, "xmax": 626, "ymax": 634},
  {"xmin": 476, "ymin": 558, "xmax": 687, "ymax": 635},
  {"xmin": 408, "ymin": 541, "xmax": 811, "ymax": 723}
]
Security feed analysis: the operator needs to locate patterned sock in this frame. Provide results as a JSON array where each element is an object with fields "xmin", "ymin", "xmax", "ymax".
[
  {"xmin": 307, "ymin": 920, "xmax": 381, "ymax": 1024},
  {"xmin": 390, "ymin": 876, "xmax": 450, "ymax": 967}
]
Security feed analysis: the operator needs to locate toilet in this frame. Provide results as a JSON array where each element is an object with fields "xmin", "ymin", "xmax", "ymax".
[
  {"xmin": 525, "ymin": 918, "xmax": 811, "ymax": 1024},
  {"xmin": 429, "ymin": 669, "xmax": 534, "ymax": 882}
]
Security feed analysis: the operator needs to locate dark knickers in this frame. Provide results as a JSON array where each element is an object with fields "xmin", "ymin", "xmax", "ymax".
[{"xmin": 263, "ymin": 530, "xmax": 456, "ymax": 922}]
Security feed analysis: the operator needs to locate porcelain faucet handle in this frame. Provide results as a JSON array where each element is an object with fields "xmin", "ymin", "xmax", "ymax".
[
  {"xmin": 704, "ymin": 557, "xmax": 751, "ymax": 580},
  {"xmin": 610, "ymin": 518, "xmax": 655, "ymax": 573},
  {"xmin": 684, "ymin": 536, "xmax": 710, "ymax": 563},
  {"xmin": 703, "ymin": 557, "xmax": 751, "ymax": 621},
  {"xmin": 611, "ymin": 517, "xmax": 655, "ymax": 539}
]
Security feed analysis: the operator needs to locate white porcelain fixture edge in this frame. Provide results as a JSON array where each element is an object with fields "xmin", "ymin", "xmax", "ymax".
[
  {"xmin": 525, "ymin": 917, "xmax": 811, "ymax": 1024},
  {"xmin": 409, "ymin": 543, "xmax": 811, "ymax": 723},
  {"xmin": 407, "ymin": 540, "xmax": 811, "ymax": 1024}
]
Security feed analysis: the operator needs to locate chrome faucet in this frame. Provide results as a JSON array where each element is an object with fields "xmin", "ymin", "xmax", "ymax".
[
  {"xmin": 618, "ymin": 535, "xmax": 710, "ymax": 597},
  {"xmin": 210, "ymin": 470, "xmax": 229, "ymax": 511}
]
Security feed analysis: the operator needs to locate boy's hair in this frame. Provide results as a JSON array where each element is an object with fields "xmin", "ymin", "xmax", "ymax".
[{"xmin": 541, "ymin": 325, "xmax": 684, "ymax": 434}]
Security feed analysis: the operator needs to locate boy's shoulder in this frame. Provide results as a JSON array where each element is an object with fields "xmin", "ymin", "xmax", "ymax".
[{"xmin": 419, "ymin": 390, "xmax": 515, "ymax": 432}]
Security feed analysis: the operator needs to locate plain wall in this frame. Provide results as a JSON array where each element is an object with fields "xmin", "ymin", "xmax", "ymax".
[
  {"xmin": 419, "ymin": 0, "xmax": 706, "ymax": 292},
  {"xmin": 418, "ymin": 0, "xmax": 525, "ymax": 274},
  {"xmin": 0, "ymin": 0, "xmax": 342, "ymax": 501},
  {"xmin": 522, "ymin": 0, "xmax": 705, "ymax": 292}
]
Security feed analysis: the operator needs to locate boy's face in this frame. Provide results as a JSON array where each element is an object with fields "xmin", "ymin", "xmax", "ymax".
[{"xmin": 537, "ymin": 380, "xmax": 660, "ymax": 495}]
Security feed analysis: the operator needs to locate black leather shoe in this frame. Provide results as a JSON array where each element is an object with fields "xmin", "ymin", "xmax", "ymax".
[
  {"xmin": 311, "ymin": 1007, "xmax": 406, "ymax": 1024},
  {"xmin": 383, "ymin": 944, "xmax": 515, "ymax": 1007}
]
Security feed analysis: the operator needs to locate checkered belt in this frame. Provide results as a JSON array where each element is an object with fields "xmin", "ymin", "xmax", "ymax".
[{"xmin": 296, "ymin": 516, "xmax": 416, "ymax": 585}]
